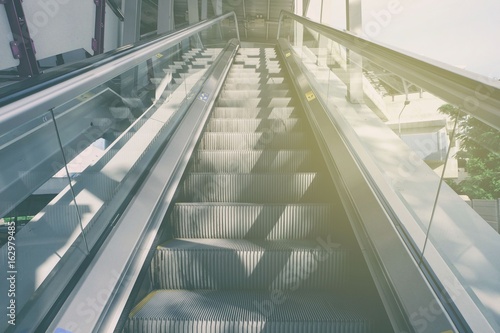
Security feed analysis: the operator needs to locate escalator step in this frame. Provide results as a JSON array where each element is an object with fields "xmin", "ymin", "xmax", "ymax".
[
  {"xmin": 127, "ymin": 290, "xmax": 370, "ymax": 333},
  {"xmin": 205, "ymin": 118, "xmax": 302, "ymax": 132},
  {"xmin": 217, "ymin": 97, "xmax": 293, "ymax": 108},
  {"xmin": 179, "ymin": 173, "xmax": 332, "ymax": 203},
  {"xmin": 152, "ymin": 239, "xmax": 347, "ymax": 290},
  {"xmin": 219, "ymin": 89, "xmax": 291, "ymax": 99},
  {"xmin": 222, "ymin": 83, "xmax": 290, "ymax": 91},
  {"xmin": 170, "ymin": 203, "xmax": 335, "ymax": 239},
  {"xmin": 212, "ymin": 107, "xmax": 299, "ymax": 119},
  {"xmin": 126, "ymin": 47, "xmax": 379, "ymax": 332},
  {"xmin": 199, "ymin": 133, "xmax": 311, "ymax": 150},
  {"xmin": 227, "ymin": 70, "xmax": 283, "ymax": 77},
  {"xmin": 190, "ymin": 150, "xmax": 315, "ymax": 173},
  {"xmin": 224, "ymin": 77, "xmax": 286, "ymax": 85}
]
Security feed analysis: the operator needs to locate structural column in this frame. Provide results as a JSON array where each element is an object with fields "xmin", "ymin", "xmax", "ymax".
[
  {"xmin": 122, "ymin": 0, "xmax": 142, "ymax": 45},
  {"xmin": 120, "ymin": 0, "xmax": 142, "ymax": 97},
  {"xmin": 201, "ymin": 0, "xmax": 208, "ymax": 20},
  {"xmin": 293, "ymin": 0, "xmax": 304, "ymax": 49},
  {"xmin": 211, "ymin": 0, "xmax": 222, "ymax": 15},
  {"xmin": 157, "ymin": 0, "xmax": 174, "ymax": 34},
  {"xmin": 187, "ymin": 0, "xmax": 200, "ymax": 24},
  {"xmin": 346, "ymin": 0, "xmax": 363, "ymax": 103}
]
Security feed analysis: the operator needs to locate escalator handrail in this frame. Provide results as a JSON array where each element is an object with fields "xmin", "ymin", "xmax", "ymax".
[
  {"xmin": 0, "ymin": 11, "xmax": 239, "ymax": 133},
  {"xmin": 277, "ymin": 10, "xmax": 500, "ymax": 132},
  {"xmin": 45, "ymin": 38, "xmax": 241, "ymax": 333}
]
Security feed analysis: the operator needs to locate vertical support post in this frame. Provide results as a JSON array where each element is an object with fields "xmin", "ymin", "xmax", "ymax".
[
  {"xmin": 497, "ymin": 199, "xmax": 500, "ymax": 233},
  {"xmin": 293, "ymin": 0, "xmax": 303, "ymax": 49},
  {"xmin": 317, "ymin": 35, "xmax": 328, "ymax": 67},
  {"xmin": 2, "ymin": 0, "xmax": 40, "ymax": 77},
  {"xmin": 187, "ymin": 0, "xmax": 203, "ymax": 48},
  {"xmin": 187, "ymin": 0, "xmax": 200, "ymax": 24},
  {"xmin": 346, "ymin": 0, "xmax": 363, "ymax": 103},
  {"xmin": 211, "ymin": 0, "xmax": 222, "ymax": 16},
  {"xmin": 92, "ymin": 0, "xmax": 106, "ymax": 55},
  {"xmin": 266, "ymin": 0, "xmax": 270, "ymax": 40},
  {"xmin": 121, "ymin": 0, "xmax": 141, "ymax": 96},
  {"xmin": 122, "ymin": 0, "xmax": 142, "ymax": 45},
  {"xmin": 242, "ymin": 0, "xmax": 248, "ymax": 39},
  {"xmin": 157, "ymin": 0, "xmax": 174, "ymax": 34},
  {"xmin": 211, "ymin": 0, "xmax": 223, "ymax": 39},
  {"xmin": 201, "ymin": 0, "xmax": 208, "ymax": 20}
]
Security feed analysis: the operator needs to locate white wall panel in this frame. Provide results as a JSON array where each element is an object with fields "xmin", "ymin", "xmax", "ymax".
[{"xmin": 22, "ymin": 0, "xmax": 94, "ymax": 59}]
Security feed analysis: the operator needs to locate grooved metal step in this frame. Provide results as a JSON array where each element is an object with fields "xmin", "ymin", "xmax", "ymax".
[
  {"xmin": 228, "ymin": 69, "xmax": 283, "ymax": 75},
  {"xmin": 212, "ymin": 107, "xmax": 300, "ymax": 119},
  {"xmin": 190, "ymin": 150, "xmax": 316, "ymax": 173},
  {"xmin": 170, "ymin": 203, "xmax": 335, "ymax": 239},
  {"xmin": 199, "ymin": 132, "xmax": 311, "ymax": 150},
  {"xmin": 219, "ymin": 90, "xmax": 290, "ymax": 99},
  {"xmin": 152, "ymin": 239, "xmax": 347, "ymax": 290},
  {"xmin": 222, "ymin": 83, "xmax": 290, "ymax": 91},
  {"xmin": 127, "ymin": 47, "xmax": 379, "ymax": 332},
  {"xmin": 217, "ymin": 97, "xmax": 293, "ymax": 108},
  {"xmin": 205, "ymin": 118, "xmax": 302, "ymax": 132},
  {"xmin": 224, "ymin": 77, "xmax": 286, "ymax": 85},
  {"xmin": 229, "ymin": 65, "xmax": 281, "ymax": 70},
  {"xmin": 127, "ymin": 290, "xmax": 370, "ymax": 333},
  {"xmin": 179, "ymin": 173, "xmax": 332, "ymax": 203}
]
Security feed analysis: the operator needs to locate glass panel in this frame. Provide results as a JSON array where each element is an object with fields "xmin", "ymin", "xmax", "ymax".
[
  {"xmin": 0, "ymin": 18, "xmax": 232, "ymax": 326},
  {"xmin": 278, "ymin": 14, "xmax": 500, "ymax": 330},
  {"xmin": 0, "ymin": 110, "xmax": 81, "ymax": 319},
  {"xmin": 425, "ymin": 108, "xmax": 500, "ymax": 327}
]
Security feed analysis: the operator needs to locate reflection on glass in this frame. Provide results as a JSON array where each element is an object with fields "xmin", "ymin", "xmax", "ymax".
[
  {"xmin": 278, "ymin": 12, "xmax": 500, "ymax": 330},
  {"xmin": 0, "ymin": 109, "xmax": 84, "ymax": 320},
  {"xmin": 0, "ymin": 20, "xmax": 228, "ymax": 329}
]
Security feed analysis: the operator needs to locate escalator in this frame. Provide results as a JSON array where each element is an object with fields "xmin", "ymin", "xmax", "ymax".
[
  {"xmin": 124, "ymin": 47, "xmax": 392, "ymax": 332},
  {"xmin": 3, "ymin": 9, "xmax": 498, "ymax": 332}
]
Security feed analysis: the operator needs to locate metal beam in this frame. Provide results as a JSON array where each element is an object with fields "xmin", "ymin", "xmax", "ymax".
[
  {"xmin": 92, "ymin": 0, "xmax": 107, "ymax": 55},
  {"xmin": 106, "ymin": 0, "xmax": 124, "ymax": 21},
  {"xmin": 1, "ymin": 0, "xmax": 40, "ymax": 77}
]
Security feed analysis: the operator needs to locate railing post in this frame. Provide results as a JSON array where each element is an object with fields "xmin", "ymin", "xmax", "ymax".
[{"xmin": 345, "ymin": 0, "xmax": 363, "ymax": 103}]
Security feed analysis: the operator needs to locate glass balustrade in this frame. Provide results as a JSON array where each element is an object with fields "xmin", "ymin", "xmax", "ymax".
[
  {"xmin": 0, "ymin": 14, "xmax": 238, "ymax": 330},
  {"xmin": 278, "ymin": 11, "xmax": 500, "ymax": 332}
]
